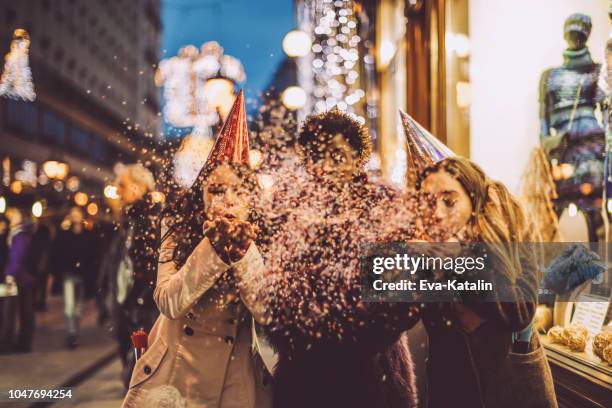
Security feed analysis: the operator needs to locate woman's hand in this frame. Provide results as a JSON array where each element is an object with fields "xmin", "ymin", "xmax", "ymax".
[
  {"xmin": 226, "ymin": 221, "xmax": 258, "ymax": 263},
  {"xmin": 203, "ymin": 217, "xmax": 233, "ymax": 262},
  {"xmin": 453, "ymin": 302, "xmax": 487, "ymax": 333},
  {"xmin": 203, "ymin": 217, "xmax": 258, "ymax": 263}
]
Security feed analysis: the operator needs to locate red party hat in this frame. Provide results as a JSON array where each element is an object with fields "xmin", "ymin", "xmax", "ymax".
[{"xmin": 204, "ymin": 89, "xmax": 250, "ymax": 168}]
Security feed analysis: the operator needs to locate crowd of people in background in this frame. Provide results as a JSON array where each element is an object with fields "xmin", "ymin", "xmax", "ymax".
[{"xmin": 0, "ymin": 163, "xmax": 161, "ymax": 391}]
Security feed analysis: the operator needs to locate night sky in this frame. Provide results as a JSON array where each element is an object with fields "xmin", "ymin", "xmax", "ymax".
[{"xmin": 161, "ymin": 0, "xmax": 295, "ymax": 111}]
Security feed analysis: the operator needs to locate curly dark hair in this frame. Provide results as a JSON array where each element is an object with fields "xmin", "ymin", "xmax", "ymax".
[
  {"xmin": 160, "ymin": 161, "xmax": 263, "ymax": 269},
  {"xmin": 297, "ymin": 109, "xmax": 372, "ymax": 168}
]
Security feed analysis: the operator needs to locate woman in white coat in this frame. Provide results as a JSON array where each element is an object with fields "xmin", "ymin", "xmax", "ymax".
[{"xmin": 122, "ymin": 91, "xmax": 272, "ymax": 408}]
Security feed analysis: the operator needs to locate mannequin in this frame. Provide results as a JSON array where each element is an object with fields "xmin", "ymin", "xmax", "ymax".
[{"xmin": 539, "ymin": 13, "xmax": 606, "ymax": 240}]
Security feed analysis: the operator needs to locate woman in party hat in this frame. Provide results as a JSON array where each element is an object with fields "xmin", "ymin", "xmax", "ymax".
[
  {"xmin": 122, "ymin": 91, "xmax": 272, "ymax": 408},
  {"xmin": 401, "ymin": 110, "xmax": 557, "ymax": 407}
]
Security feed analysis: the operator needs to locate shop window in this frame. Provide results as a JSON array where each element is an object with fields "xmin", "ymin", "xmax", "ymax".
[
  {"xmin": 5, "ymin": 99, "xmax": 38, "ymax": 137},
  {"xmin": 42, "ymin": 109, "xmax": 66, "ymax": 145}
]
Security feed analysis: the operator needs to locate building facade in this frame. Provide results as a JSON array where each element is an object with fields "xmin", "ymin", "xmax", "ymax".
[{"xmin": 0, "ymin": 0, "xmax": 161, "ymax": 195}]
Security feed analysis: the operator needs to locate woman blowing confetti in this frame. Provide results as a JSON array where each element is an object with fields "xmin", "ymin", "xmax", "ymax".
[{"xmin": 122, "ymin": 91, "xmax": 272, "ymax": 408}]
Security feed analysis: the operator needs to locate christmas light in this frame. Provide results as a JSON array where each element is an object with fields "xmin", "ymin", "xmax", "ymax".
[
  {"xmin": 74, "ymin": 192, "xmax": 89, "ymax": 206},
  {"xmin": 104, "ymin": 185, "xmax": 119, "ymax": 200},
  {"xmin": 303, "ymin": 0, "xmax": 365, "ymax": 114},
  {"xmin": 0, "ymin": 29, "xmax": 35, "ymax": 101},
  {"xmin": 283, "ymin": 30, "xmax": 312, "ymax": 57},
  {"xmin": 282, "ymin": 86, "xmax": 308, "ymax": 110},
  {"xmin": 31, "ymin": 201, "xmax": 43, "ymax": 218},
  {"xmin": 157, "ymin": 41, "xmax": 245, "ymax": 129},
  {"xmin": 0, "ymin": 196, "xmax": 5, "ymax": 213},
  {"xmin": 86, "ymin": 202, "xmax": 99, "ymax": 216}
]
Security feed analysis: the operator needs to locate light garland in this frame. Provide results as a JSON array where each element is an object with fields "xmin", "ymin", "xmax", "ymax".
[
  {"xmin": 156, "ymin": 41, "xmax": 245, "ymax": 129},
  {"xmin": 307, "ymin": 0, "xmax": 364, "ymax": 115},
  {"xmin": 0, "ymin": 29, "xmax": 36, "ymax": 101}
]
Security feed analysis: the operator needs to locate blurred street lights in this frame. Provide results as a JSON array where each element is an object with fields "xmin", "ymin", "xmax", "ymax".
[
  {"xmin": 31, "ymin": 200, "xmax": 43, "ymax": 218},
  {"xmin": 42, "ymin": 159, "xmax": 69, "ymax": 181},
  {"xmin": 156, "ymin": 41, "xmax": 245, "ymax": 130},
  {"xmin": 281, "ymin": 86, "xmax": 307, "ymax": 110},
  {"xmin": 282, "ymin": 30, "xmax": 312, "ymax": 58}
]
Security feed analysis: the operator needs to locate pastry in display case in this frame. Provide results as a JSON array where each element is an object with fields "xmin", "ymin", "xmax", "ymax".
[{"xmin": 537, "ymin": 280, "xmax": 611, "ymax": 406}]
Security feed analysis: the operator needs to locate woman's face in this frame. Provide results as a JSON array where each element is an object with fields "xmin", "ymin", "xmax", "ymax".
[
  {"xmin": 421, "ymin": 169, "xmax": 473, "ymax": 235},
  {"xmin": 202, "ymin": 164, "xmax": 250, "ymax": 221}
]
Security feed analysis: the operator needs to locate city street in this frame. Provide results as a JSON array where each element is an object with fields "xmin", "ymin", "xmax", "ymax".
[{"xmin": 0, "ymin": 296, "xmax": 124, "ymax": 407}]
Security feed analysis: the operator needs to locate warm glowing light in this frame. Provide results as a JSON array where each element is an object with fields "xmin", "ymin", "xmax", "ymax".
[
  {"xmin": 560, "ymin": 163, "xmax": 574, "ymax": 180},
  {"xmin": 379, "ymin": 40, "xmax": 396, "ymax": 70},
  {"xmin": 86, "ymin": 202, "xmax": 99, "ymax": 216},
  {"xmin": 281, "ymin": 86, "xmax": 307, "ymax": 110},
  {"xmin": 579, "ymin": 183, "xmax": 593, "ymax": 196},
  {"xmin": 257, "ymin": 174, "xmax": 275, "ymax": 192},
  {"xmin": 456, "ymin": 81, "xmax": 471, "ymax": 109},
  {"xmin": 249, "ymin": 149, "xmax": 263, "ymax": 169},
  {"xmin": 607, "ymin": 199, "xmax": 612, "ymax": 214},
  {"xmin": 446, "ymin": 33, "xmax": 470, "ymax": 58},
  {"xmin": 0, "ymin": 196, "xmax": 6, "ymax": 213},
  {"xmin": 568, "ymin": 203, "xmax": 578, "ymax": 217},
  {"xmin": 10, "ymin": 180, "xmax": 22, "ymax": 194},
  {"xmin": 60, "ymin": 218, "xmax": 71, "ymax": 230},
  {"xmin": 31, "ymin": 201, "xmax": 43, "ymax": 218},
  {"xmin": 42, "ymin": 160, "xmax": 69, "ymax": 180},
  {"xmin": 202, "ymin": 77, "xmax": 235, "ymax": 120},
  {"xmin": 66, "ymin": 176, "xmax": 80, "ymax": 192},
  {"xmin": 104, "ymin": 185, "xmax": 119, "ymax": 200},
  {"xmin": 151, "ymin": 191, "xmax": 166, "ymax": 204},
  {"xmin": 282, "ymin": 30, "xmax": 312, "ymax": 57},
  {"xmin": 74, "ymin": 192, "xmax": 88, "ymax": 206}
]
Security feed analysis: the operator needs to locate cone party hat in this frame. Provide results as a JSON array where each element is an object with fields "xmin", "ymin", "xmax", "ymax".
[
  {"xmin": 204, "ymin": 89, "xmax": 250, "ymax": 168},
  {"xmin": 399, "ymin": 109, "xmax": 455, "ymax": 179}
]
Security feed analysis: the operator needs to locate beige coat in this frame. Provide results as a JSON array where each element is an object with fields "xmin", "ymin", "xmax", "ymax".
[{"xmin": 122, "ymin": 223, "xmax": 272, "ymax": 408}]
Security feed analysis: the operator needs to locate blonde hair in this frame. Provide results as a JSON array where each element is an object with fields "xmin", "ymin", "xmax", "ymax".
[{"xmin": 420, "ymin": 157, "xmax": 534, "ymax": 282}]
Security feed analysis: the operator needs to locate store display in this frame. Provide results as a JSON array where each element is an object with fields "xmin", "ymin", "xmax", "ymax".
[
  {"xmin": 538, "ymin": 13, "xmax": 606, "ymax": 229},
  {"xmin": 592, "ymin": 331, "xmax": 612, "ymax": 364},
  {"xmin": 546, "ymin": 324, "xmax": 589, "ymax": 352}
]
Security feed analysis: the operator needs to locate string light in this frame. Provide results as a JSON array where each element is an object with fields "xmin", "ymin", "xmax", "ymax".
[
  {"xmin": 283, "ymin": 30, "xmax": 312, "ymax": 57},
  {"xmin": 306, "ymin": 0, "xmax": 364, "ymax": 113},
  {"xmin": 103, "ymin": 185, "xmax": 119, "ymax": 200},
  {"xmin": 282, "ymin": 86, "xmax": 308, "ymax": 110},
  {"xmin": 157, "ymin": 41, "xmax": 245, "ymax": 129}
]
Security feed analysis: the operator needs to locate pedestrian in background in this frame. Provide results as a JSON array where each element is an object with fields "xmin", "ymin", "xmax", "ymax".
[
  {"xmin": 0, "ymin": 207, "xmax": 36, "ymax": 353},
  {"xmin": 57, "ymin": 207, "xmax": 91, "ymax": 349}
]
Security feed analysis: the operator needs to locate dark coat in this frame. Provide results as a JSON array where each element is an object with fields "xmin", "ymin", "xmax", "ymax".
[
  {"xmin": 267, "ymin": 311, "xmax": 417, "ymax": 408},
  {"xmin": 4, "ymin": 224, "xmax": 35, "ymax": 286},
  {"xmin": 263, "ymin": 174, "xmax": 418, "ymax": 408},
  {"xmin": 419, "ymin": 247, "xmax": 557, "ymax": 408}
]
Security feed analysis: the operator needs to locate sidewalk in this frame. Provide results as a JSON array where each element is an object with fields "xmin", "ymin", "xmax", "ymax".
[{"xmin": 0, "ymin": 295, "xmax": 120, "ymax": 407}]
